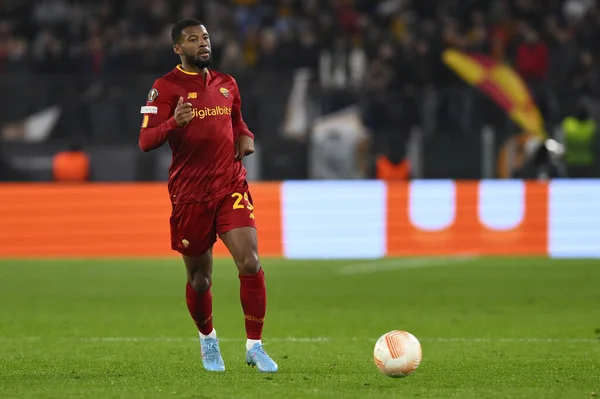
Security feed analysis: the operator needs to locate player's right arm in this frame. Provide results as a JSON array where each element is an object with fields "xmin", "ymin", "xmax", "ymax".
[{"xmin": 138, "ymin": 80, "xmax": 193, "ymax": 152}]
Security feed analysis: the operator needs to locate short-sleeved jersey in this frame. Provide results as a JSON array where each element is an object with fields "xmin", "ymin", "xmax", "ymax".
[{"xmin": 139, "ymin": 65, "xmax": 254, "ymax": 204}]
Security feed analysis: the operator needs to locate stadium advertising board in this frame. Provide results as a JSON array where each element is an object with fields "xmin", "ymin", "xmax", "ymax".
[{"xmin": 0, "ymin": 180, "xmax": 597, "ymax": 258}]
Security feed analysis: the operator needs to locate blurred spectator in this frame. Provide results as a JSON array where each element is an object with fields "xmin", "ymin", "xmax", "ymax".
[
  {"xmin": 1, "ymin": 36, "xmax": 30, "ymax": 73},
  {"xmin": 561, "ymin": 103, "xmax": 597, "ymax": 177},
  {"xmin": 52, "ymin": 143, "xmax": 91, "ymax": 182},
  {"xmin": 570, "ymin": 50, "xmax": 600, "ymax": 99},
  {"xmin": 376, "ymin": 155, "xmax": 410, "ymax": 180},
  {"xmin": 515, "ymin": 25, "xmax": 549, "ymax": 84},
  {"xmin": 0, "ymin": 0, "xmax": 598, "ymax": 180}
]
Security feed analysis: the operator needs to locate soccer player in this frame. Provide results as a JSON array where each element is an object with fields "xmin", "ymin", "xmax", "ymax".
[{"xmin": 138, "ymin": 19, "xmax": 277, "ymax": 373}]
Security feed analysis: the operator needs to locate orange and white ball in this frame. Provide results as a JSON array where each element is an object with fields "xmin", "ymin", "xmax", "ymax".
[{"xmin": 373, "ymin": 330, "xmax": 422, "ymax": 378}]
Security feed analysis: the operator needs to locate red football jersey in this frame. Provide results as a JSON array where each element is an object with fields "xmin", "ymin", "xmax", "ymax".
[{"xmin": 139, "ymin": 65, "xmax": 254, "ymax": 204}]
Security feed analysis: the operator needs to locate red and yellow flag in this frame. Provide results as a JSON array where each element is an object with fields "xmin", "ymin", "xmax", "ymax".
[{"xmin": 442, "ymin": 49, "xmax": 546, "ymax": 139}]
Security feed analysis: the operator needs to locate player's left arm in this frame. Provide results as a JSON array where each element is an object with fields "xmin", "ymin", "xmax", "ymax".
[{"xmin": 231, "ymin": 78, "xmax": 255, "ymax": 161}]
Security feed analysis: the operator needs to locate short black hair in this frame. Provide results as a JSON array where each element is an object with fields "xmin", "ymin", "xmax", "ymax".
[{"xmin": 171, "ymin": 19, "xmax": 203, "ymax": 45}]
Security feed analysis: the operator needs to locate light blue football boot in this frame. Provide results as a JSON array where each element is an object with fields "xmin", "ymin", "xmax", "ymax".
[
  {"xmin": 200, "ymin": 335, "xmax": 225, "ymax": 372},
  {"xmin": 246, "ymin": 343, "xmax": 278, "ymax": 373}
]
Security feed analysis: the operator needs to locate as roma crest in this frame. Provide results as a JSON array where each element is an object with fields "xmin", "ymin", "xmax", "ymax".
[
  {"xmin": 147, "ymin": 88, "xmax": 158, "ymax": 102},
  {"xmin": 219, "ymin": 87, "xmax": 229, "ymax": 98}
]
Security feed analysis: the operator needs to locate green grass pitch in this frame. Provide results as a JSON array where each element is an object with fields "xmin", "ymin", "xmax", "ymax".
[{"xmin": 1, "ymin": 257, "xmax": 599, "ymax": 398}]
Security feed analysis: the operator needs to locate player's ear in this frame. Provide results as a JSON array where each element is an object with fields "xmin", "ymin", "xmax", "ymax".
[{"xmin": 173, "ymin": 44, "xmax": 183, "ymax": 56}]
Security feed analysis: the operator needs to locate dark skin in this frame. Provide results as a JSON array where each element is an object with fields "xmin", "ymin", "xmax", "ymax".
[
  {"xmin": 172, "ymin": 24, "xmax": 254, "ymax": 160},
  {"xmin": 173, "ymin": 24, "xmax": 260, "ymax": 292}
]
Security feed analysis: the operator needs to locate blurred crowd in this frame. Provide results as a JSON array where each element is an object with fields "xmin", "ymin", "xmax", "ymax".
[
  {"xmin": 0, "ymin": 1, "xmax": 597, "ymax": 112},
  {"xmin": 0, "ymin": 0, "xmax": 599, "ymax": 157}
]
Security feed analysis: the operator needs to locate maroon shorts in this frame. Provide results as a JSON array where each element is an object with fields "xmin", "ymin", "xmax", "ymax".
[{"xmin": 170, "ymin": 180, "xmax": 256, "ymax": 256}]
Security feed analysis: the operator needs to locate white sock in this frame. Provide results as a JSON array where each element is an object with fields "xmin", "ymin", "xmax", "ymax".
[
  {"xmin": 246, "ymin": 339, "xmax": 261, "ymax": 351},
  {"xmin": 200, "ymin": 328, "xmax": 217, "ymax": 339}
]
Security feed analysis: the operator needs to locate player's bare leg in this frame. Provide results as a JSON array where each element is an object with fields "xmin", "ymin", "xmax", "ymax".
[
  {"xmin": 220, "ymin": 227, "xmax": 278, "ymax": 373},
  {"xmin": 183, "ymin": 249, "xmax": 225, "ymax": 372}
]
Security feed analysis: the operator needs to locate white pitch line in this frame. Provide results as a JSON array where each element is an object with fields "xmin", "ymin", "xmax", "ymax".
[
  {"xmin": 0, "ymin": 336, "xmax": 597, "ymax": 343},
  {"xmin": 80, "ymin": 337, "xmax": 331, "ymax": 343},
  {"xmin": 422, "ymin": 337, "xmax": 599, "ymax": 343},
  {"xmin": 339, "ymin": 255, "xmax": 478, "ymax": 275}
]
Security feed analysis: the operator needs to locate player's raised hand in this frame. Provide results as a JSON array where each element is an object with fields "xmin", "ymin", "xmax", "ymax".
[
  {"xmin": 174, "ymin": 97, "xmax": 194, "ymax": 127},
  {"xmin": 235, "ymin": 135, "xmax": 255, "ymax": 161}
]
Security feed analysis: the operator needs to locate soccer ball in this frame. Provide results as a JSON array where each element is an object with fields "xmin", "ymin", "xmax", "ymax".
[{"xmin": 373, "ymin": 330, "xmax": 422, "ymax": 378}]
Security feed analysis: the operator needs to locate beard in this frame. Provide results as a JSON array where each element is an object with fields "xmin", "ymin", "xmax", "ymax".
[{"xmin": 184, "ymin": 51, "xmax": 212, "ymax": 69}]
